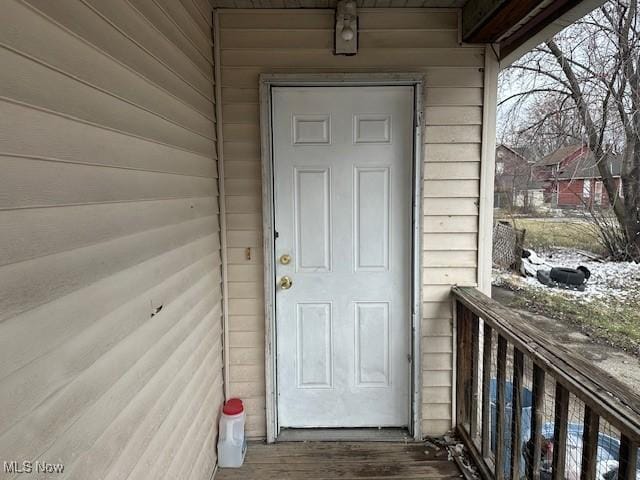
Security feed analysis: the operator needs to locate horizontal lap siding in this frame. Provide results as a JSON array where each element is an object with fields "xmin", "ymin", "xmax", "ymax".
[
  {"xmin": 219, "ymin": 8, "xmax": 482, "ymax": 438},
  {"xmin": 0, "ymin": 1, "xmax": 222, "ymax": 479}
]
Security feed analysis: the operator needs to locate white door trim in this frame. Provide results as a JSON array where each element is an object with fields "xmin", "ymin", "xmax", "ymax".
[{"xmin": 259, "ymin": 74, "xmax": 424, "ymax": 443}]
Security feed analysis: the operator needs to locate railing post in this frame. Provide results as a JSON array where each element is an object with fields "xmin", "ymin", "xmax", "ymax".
[
  {"xmin": 552, "ymin": 383, "xmax": 569, "ymax": 480},
  {"xmin": 580, "ymin": 406, "xmax": 599, "ymax": 480},
  {"xmin": 618, "ymin": 435, "xmax": 638, "ymax": 480},
  {"xmin": 528, "ymin": 365, "xmax": 546, "ymax": 480},
  {"xmin": 510, "ymin": 349, "xmax": 524, "ymax": 480},
  {"xmin": 470, "ymin": 314, "xmax": 481, "ymax": 442},
  {"xmin": 481, "ymin": 324, "xmax": 493, "ymax": 459},
  {"xmin": 495, "ymin": 335, "xmax": 507, "ymax": 480},
  {"xmin": 456, "ymin": 300, "xmax": 474, "ymax": 429}
]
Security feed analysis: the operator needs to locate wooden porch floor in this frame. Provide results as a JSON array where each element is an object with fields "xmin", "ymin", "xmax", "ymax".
[{"xmin": 216, "ymin": 441, "xmax": 463, "ymax": 479}]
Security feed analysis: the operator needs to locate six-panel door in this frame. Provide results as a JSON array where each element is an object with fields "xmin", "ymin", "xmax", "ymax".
[{"xmin": 273, "ymin": 86, "xmax": 413, "ymax": 428}]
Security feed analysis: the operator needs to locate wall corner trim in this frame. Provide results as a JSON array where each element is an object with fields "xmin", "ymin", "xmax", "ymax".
[{"xmin": 213, "ymin": 9, "xmax": 231, "ymax": 401}]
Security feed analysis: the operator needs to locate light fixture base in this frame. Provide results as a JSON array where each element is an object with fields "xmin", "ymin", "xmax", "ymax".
[{"xmin": 335, "ymin": 0, "xmax": 358, "ymax": 55}]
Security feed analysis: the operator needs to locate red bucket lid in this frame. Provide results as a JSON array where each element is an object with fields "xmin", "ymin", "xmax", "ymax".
[{"xmin": 223, "ymin": 398, "xmax": 244, "ymax": 415}]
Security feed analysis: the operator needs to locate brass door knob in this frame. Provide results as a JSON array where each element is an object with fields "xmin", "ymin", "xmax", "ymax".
[{"xmin": 279, "ymin": 276, "xmax": 293, "ymax": 290}]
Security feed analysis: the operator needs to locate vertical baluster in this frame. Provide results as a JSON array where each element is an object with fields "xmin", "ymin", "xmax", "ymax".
[
  {"xmin": 495, "ymin": 335, "xmax": 508, "ymax": 480},
  {"xmin": 456, "ymin": 301, "xmax": 473, "ymax": 428},
  {"xmin": 528, "ymin": 365, "xmax": 545, "ymax": 480},
  {"xmin": 482, "ymin": 325, "xmax": 493, "ymax": 459},
  {"xmin": 510, "ymin": 349, "xmax": 524, "ymax": 480},
  {"xmin": 618, "ymin": 435, "xmax": 638, "ymax": 480},
  {"xmin": 470, "ymin": 314, "xmax": 481, "ymax": 441},
  {"xmin": 551, "ymin": 384, "xmax": 569, "ymax": 480},
  {"xmin": 580, "ymin": 406, "xmax": 599, "ymax": 480}
]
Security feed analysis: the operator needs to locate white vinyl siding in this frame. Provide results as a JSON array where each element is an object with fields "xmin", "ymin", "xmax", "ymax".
[
  {"xmin": 0, "ymin": 1, "xmax": 222, "ymax": 479},
  {"xmin": 218, "ymin": 8, "xmax": 483, "ymax": 437}
]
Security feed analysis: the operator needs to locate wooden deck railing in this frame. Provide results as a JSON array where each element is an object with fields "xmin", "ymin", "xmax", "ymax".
[{"xmin": 452, "ymin": 287, "xmax": 640, "ymax": 480}]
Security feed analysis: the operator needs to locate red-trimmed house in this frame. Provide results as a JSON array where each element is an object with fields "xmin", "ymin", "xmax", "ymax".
[{"xmin": 534, "ymin": 145, "xmax": 623, "ymax": 208}]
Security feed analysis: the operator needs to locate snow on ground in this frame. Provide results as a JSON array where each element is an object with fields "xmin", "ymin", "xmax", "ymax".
[{"xmin": 493, "ymin": 248, "xmax": 640, "ymax": 301}]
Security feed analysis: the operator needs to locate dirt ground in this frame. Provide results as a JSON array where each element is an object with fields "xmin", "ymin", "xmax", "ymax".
[{"xmin": 492, "ymin": 285, "xmax": 640, "ymax": 396}]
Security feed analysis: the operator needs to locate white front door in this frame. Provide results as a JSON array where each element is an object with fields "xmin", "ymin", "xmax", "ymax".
[{"xmin": 272, "ymin": 86, "xmax": 413, "ymax": 428}]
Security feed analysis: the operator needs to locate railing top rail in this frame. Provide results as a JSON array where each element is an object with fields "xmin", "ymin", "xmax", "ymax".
[{"xmin": 452, "ymin": 286, "xmax": 640, "ymax": 443}]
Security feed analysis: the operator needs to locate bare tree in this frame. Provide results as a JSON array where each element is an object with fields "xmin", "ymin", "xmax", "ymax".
[
  {"xmin": 499, "ymin": 0, "xmax": 640, "ymax": 260},
  {"xmin": 500, "ymin": 94, "xmax": 583, "ymax": 159}
]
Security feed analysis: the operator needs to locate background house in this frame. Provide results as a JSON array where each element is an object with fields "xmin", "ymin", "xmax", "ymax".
[
  {"xmin": 494, "ymin": 144, "xmax": 544, "ymax": 210},
  {"xmin": 534, "ymin": 145, "xmax": 622, "ymax": 208}
]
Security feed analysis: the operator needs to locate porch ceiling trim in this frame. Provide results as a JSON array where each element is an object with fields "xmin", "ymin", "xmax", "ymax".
[
  {"xmin": 494, "ymin": 0, "xmax": 581, "ymax": 58},
  {"xmin": 462, "ymin": 0, "xmax": 606, "ymax": 64},
  {"xmin": 498, "ymin": 0, "xmax": 606, "ymax": 65},
  {"xmin": 462, "ymin": 0, "xmax": 550, "ymax": 43}
]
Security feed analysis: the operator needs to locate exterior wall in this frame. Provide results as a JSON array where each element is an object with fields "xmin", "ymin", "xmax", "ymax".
[
  {"xmin": 218, "ymin": 8, "xmax": 485, "ymax": 437},
  {"xmin": 557, "ymin": 178, "xmax": 620, "ymax": 207},
  {"xmin": 558, "ymin": 179, "xmax": 586, "ymax": 206},
  {"xmin": 0, "ymin": 1, "xmax": 223, "ymax": 479}
]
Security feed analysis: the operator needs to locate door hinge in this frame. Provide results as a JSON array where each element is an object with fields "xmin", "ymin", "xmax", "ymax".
[
  {"xmin": 416, "ymin": 111, "xmax": 423, "ymax": 127},
  {"xmin": 407, "ymin": 354, "xmax": 412, "ymax": 363}
]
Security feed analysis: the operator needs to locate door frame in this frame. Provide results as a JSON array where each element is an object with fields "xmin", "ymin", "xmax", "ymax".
[{"xmin": 259, "ymin": 74, "xmax": 425, "ymax": 443}]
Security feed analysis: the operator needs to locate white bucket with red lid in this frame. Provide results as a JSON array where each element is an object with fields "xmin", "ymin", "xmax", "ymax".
[{"xmin": 217, "ymin": 398, "xmax": 247, "ymax": 468}]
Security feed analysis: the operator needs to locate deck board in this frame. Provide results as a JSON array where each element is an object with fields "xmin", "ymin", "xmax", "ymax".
[{"xmin": 216, "ymin": 441, "xmax": 461, "ymax": 479}]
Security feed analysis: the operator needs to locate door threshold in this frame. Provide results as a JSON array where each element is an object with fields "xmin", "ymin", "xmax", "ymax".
[{"xmin": 276, "ymin": 428, "xmax": 413, "ymax": 443}]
